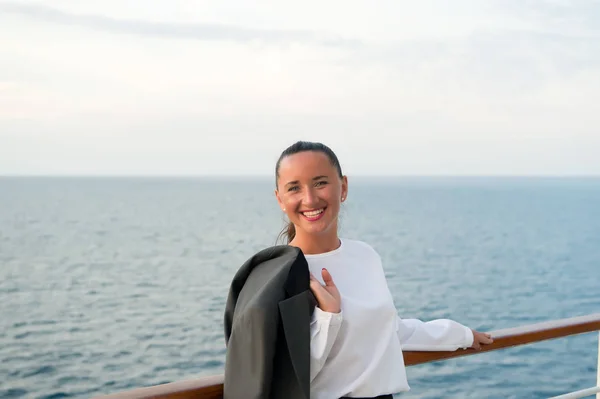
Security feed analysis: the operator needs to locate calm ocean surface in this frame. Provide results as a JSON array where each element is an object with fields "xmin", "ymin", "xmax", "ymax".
[{"xmin": 1, "ymin": 176, "xmax": 599, "ymax": 399}]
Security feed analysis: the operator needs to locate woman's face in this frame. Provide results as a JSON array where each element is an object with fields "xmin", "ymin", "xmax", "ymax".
[{"xmin": 275, "ymin": 151, "xmax": 348, "ymax": 239}]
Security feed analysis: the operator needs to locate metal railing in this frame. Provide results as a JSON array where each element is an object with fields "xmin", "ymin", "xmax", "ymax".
[
  {"xmin": 546, "ymin": 331, "xmax": 600, "ymax": 399},
  {"xmin": 93, "ymin": 312, "xmax": 600, "ymax": 399}
]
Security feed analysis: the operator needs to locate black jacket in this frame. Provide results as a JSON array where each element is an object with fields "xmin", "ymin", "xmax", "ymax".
[{"xmin": 224, "ymin": 245, "xmax": 317, "ymax": 399}]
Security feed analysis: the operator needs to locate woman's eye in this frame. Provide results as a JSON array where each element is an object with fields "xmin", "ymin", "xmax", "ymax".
[
  {"xmin": 288, "ymin": 186, "xmax": 299, "ymax": 192},
  {"xmin": 315, "ymin": 181, "xmax": 327, "ymax": 186}
]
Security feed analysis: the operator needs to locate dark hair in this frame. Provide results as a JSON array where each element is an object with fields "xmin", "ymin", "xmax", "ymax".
[{"xmin": 275, "ymin": 141, "xmax": 344, "ymax": 244}]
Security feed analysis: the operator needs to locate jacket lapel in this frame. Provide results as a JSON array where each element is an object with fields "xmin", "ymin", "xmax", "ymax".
[{"xmin": 278, "ymin": 252, "xmax": 316, "ymax": 399}]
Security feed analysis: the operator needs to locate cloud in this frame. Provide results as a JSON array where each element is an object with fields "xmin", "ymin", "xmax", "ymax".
[
  {"xmin": 0, "ymin": 2, "xmax": 360, "ymax": 47},
  {"xmin": 491, "ymin": 0, "xmax": 600, "ymax": 34},
  {"xmin": 1, "ymin": 0, "xmax": 599, "ymax": 175}
]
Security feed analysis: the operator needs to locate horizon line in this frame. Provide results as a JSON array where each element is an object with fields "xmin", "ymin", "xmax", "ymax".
[{"xmin": 2, "ymin": 174, "xmax": 600, "ymax": 179}]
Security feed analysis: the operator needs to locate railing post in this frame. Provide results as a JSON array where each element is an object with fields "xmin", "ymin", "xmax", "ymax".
[{"xmin": 597, "ymin": 331, "xmax": 599, "ymax": 399}]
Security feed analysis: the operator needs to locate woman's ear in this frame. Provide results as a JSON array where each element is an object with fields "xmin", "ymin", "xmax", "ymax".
[
  {"xmin": 341, "ymin": 175, "xmax": 348, "ymax": 202},
  {"xmin": 274, "ymin": 189, "xmax": 285, "ymax": 211}
]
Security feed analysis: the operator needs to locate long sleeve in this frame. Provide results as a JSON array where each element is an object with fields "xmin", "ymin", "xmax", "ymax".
[
  {"xmin": 396, "ymin": 316, "xmax": 474, "ymax": 351},
  {"xmin": 309, "ymin": 307, "xmax": 343, "ymax": 381}
]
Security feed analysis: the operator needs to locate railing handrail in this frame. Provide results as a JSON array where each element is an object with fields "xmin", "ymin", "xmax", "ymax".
[{"xmin": 93, "ymin": 312, "xmax": 600, "ymax": 399}]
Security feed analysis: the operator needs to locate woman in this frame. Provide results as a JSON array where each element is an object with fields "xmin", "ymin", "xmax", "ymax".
[{"xmin": 273, "ymin": 141, "xmax": 493, "ymax": 398}]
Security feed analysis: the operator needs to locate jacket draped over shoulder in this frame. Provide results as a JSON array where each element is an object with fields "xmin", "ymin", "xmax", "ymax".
[{"xmin": 224, "ymin": 245, "xmax": 317, "ymax": 399}]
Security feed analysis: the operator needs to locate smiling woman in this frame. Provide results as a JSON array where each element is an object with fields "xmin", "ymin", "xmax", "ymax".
[
  {"xmin": 274, "ymin": 141, "xmax": 348, "ymax": 253},
  {"xmin": 222, "ymin": 141, "xmax": 492, "ymax": 399}
]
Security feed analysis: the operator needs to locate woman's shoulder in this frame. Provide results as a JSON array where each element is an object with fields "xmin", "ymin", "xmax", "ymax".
[
  {"xmin": 242, "ymin": 244, "xmax": 302, "ymax": 266},
  {"xmin": 341, "ymin": 238, "xmax": 382, "ymax": 260},
  {"xmin": 342, "ymin": 237, "xmax": 374, "ymax": 250}
]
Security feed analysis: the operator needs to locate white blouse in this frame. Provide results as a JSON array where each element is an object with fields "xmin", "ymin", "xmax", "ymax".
[{"xmin": 305, "ymin": 238, "xmax": 473, "ymax": 399}]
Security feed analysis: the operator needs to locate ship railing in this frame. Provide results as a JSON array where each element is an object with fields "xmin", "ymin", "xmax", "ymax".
[{"xmin": 93, "ymin": 312, "xmax": 600, "ymax": 399}]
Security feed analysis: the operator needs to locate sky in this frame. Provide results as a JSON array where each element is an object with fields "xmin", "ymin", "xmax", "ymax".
[{"xmin": 1, "ymin": 0, "xmax": 599, "ymax": 176}]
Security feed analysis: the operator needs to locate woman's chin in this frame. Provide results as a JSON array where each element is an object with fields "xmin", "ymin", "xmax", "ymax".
[{"xmin": 296, "ymin": 219, "xmax": 334, "ymax": 236}]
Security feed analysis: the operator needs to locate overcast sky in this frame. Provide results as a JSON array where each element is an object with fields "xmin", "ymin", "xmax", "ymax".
[{"xmin": 1, "ymin": 0, "xmax": 599, "ymax": 176}]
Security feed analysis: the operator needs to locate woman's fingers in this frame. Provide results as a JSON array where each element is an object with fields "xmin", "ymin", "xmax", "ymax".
[
  {"xmin": 310, "ymin": 270, "xmax": 336, "ymax": 291},
  {"xmin": 471, "ymin": 330, "xmax": 494, "ymax": 350},
  {"xmin": 309, "ymin": 275, "xmax": 331, "ymax": 303},
  {"xmin": 309, "ymin": 277, "xmax": 325, "ymax": 295},
  {"xmin": 477, "ymin": 331, "xmax": 493, "ymax": 344},
  {"xmin": 309, "ymin": 269, "xmax": 341, "ymax": 313},
  {"xmin": 321, "ymin": 268, "xmax": 336, "ymax": 287},
  {"xmin": 480, "ymin": 333, "xmax": 494, "ymax": 344}
]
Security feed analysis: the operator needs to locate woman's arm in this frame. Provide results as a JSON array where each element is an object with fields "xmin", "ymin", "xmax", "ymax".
[
  {"xmin": 310, "ymin": 308, "xmax": 343, "ymax": 381},
  {"xmin": 396, "ymin": 316, "xmax": 474, "ymax": 351}
]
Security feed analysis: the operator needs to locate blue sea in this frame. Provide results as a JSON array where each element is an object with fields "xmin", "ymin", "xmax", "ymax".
[{"xmin": 1, "ymin": 176, "xmax": 599, "ymax": 399}]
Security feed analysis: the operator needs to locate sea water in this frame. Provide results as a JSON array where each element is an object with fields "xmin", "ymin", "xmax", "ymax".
[{"xmin": 1, "ymin": 176, "xmax": 599, "ymax": 399}]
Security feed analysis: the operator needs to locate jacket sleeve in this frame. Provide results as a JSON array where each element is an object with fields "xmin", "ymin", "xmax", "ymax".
[
  {"xmin": 224, "ymin": 306, "xmax": 278, "ymax": 399},
  {"xmin": 309, "ymin": 307, "xmax": 343, "ymax": 381},
  {"xmin": 396, "ymin": 316, "xmax": 473, "ymax": 351}
]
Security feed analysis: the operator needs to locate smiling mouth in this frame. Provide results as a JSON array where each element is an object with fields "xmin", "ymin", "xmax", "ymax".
[{"xmin": 300, "ymin": 207, "xmax": 326, "ymax": 221}]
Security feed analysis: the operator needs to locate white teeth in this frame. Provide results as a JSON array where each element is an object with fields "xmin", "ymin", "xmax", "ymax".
[{"xmin": 302, "ymin": 209, "xmax": 324, "ymax": 217}]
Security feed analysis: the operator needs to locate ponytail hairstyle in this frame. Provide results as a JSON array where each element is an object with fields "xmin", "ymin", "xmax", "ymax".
[{"xmin": 275, "ymin": 141, "xmax": 344, "ymax": 244}]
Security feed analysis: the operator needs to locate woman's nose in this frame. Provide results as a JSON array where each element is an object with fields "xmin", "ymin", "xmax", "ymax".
[{"xmin": 302, "ymin": 187, "xmax": 319, "ymax": 206}]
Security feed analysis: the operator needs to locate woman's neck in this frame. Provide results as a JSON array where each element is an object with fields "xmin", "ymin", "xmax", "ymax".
[{"xmin": 289, "ymin": 232, "xmax": 341, "ymax": 255}]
